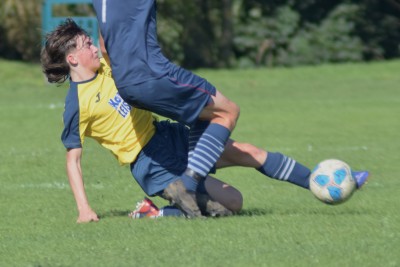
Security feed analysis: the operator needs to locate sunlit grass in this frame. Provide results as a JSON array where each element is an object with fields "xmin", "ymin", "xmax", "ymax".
[{"xmin": 0, "ymin": 59, "xmax": 399, "ymax": 266}]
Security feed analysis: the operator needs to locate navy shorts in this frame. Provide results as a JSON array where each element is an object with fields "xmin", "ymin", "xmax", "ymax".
[
  {"xmin": 130, "ymin": 120, "xmax": 189, "ymax": 196},
  {"xmin": 119, "ymin": 64, "xmax": 217, "ymax": 127}
]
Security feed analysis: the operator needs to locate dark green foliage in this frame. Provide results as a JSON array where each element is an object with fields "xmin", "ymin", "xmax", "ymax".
[
  {"xmin": 353, "ymin": 0, "xmax": 400, "ymax": 60},
  {"xmin": 0, "ymin": 0, "xmax": 42, "ymax": 61},
  {"xmin": 0, "ymin": 0, "xmax": 399, "ymax": 67},
  {"xmin": 281, "ymin": 4, "xmax": 363, "ymax": 66},
  {"xmin": 234, "ymin": 5, "xmax": 301, "ymax": 67},
  {"xmin": 233, "ymin": 0, "xmax": 400, "ymax": 66}
]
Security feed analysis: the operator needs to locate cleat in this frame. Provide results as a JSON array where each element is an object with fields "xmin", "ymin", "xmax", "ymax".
[
  {"xmin": 161, "ymin": 179, "xmax": 204, "ymax": 218},
  {"xmin": 196, "ymin": 193, "xmax": 233, "ymax": 217},
  {"xmin": 352, "ymin": 171, "xmax": 370, "ymax": 189},
  {"xmin": 129, "ymin": 197, "xmax": 160, "ymax": 219}
]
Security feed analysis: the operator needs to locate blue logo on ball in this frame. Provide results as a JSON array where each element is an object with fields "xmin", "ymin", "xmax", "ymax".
[
  {"xmin": 315, "ymin": 175, "xmax": 330, "ymax": 186},
  {"xmin": 327, "ymin": 186, "xmax": 342, "ymax": 201},
  {"xmin": 334, "ymin": 169, "xmax": 347, "ymax": 185}
]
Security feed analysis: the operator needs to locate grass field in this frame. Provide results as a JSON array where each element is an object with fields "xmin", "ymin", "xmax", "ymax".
[{"xmin": 0, "ymin": 59, "xmax": 399, "ymax": 267}]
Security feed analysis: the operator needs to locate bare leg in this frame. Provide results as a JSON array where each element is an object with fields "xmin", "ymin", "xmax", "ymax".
[
  {"xmin": 199, "ymin": 91, "xmax": 240, "ymax": 131},
  {"xmin": 217, "ymin": 139, "xmax": 310, "ymax": 189},
  {"xmin": 217, "ymin": 139, "xmax": 267, "ymax": 169},
  {"xmin": 203, "ymin": 175, "xmax": 243, "ymax": 213}
]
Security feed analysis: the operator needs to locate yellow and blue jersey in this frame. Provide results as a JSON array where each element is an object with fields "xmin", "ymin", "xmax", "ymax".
[{"xmin": 61, "ymin": 59, "xmax": 156, "ymax": 165}]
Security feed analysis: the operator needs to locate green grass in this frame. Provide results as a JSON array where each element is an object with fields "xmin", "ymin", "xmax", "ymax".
[{"xmin": 0, "ymin": 59, "xmax": 399, "ymax": 267}]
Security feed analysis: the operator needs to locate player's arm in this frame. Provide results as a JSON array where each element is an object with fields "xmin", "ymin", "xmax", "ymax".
[{"xmin": 66, "ymin": 148, "xmax": 99, "ymax": 223}]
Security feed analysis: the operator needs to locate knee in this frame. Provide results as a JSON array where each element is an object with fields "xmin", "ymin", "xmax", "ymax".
[
  {"xmin": 225, "ymin": 190, "xmax": 243, "ymax": 213},
  {"xmin": 230, "ymin": 101, "xmax": 240, "ymax": 122},
  {"xmin": 224, "ymin": 101, "xmax": 240, "ymax": 130}
]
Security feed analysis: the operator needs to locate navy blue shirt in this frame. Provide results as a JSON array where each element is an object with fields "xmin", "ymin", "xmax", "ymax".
[{"xmin": 92, "ymin": 0, "xmax": 170, "ymax": 88}]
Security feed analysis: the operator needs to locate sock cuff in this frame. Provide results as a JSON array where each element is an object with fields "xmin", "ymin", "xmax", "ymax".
[
  {"xmin": 257, "ymin": 152, "xmax": 283, "ymax": 177},
  {"xmin": 257, "ymin": 152, "xmax": 310, "ymax": 189},
  {"xmin": 180, "ymin": 174, "xmax": 199, "ymax": 192},
  {"xmin": 207, "ymin": 123, "xmax": 231, "ymax": 143}
]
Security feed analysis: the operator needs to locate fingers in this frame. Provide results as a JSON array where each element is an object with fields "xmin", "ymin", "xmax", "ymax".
[
  {"xmin": 77, "ymin": 217, "xmax": 99, "ymax": 223},
  {"xmin": 77, "ymin": 212, "xmax": 100, "ymax": 223}
]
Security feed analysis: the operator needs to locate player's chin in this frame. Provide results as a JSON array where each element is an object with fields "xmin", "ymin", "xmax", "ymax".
[{"xmin": 94, "ymin": 58, "xmax": 101, "ymax": 68}]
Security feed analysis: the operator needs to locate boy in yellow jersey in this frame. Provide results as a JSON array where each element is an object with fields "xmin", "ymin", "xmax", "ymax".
[
  {"xmin": 41, "ymin": 19, "xmax": 369, "ymax": 223},
  {"xmin": 41, "ymin": 19, "xmax": 242, "ymax": 222}
]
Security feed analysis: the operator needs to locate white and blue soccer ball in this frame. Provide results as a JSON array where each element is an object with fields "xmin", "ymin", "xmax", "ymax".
[{"xmin": 309, "ymin": 159, "xmax": 356, "ymax": 205}]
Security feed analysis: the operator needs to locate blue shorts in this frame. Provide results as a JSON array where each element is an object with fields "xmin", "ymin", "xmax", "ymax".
[
  {"xmin": 119, "ymin": 64, "xmax": 216, "ymax": 127},
  {"xmin": 130, "ymin": 121, "xmax": 189, "ymax": 196}
]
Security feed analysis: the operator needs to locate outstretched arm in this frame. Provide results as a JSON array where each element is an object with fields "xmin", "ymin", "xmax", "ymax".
[{"xmin": 66, "ymin": 148, "xmax": 99, "ymax": 223}]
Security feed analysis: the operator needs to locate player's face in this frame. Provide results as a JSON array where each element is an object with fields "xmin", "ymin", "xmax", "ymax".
[{"xmin": 74, "ymin": 35, "xmax": 101, "ymax": 71}]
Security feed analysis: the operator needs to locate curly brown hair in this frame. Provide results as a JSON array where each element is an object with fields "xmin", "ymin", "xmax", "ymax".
[{"xmin": 40, "ymin": 18, "xmax": 89, "ymax": 84}]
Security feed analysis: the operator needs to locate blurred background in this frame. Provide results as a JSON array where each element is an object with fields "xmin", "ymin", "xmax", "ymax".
[{"xmin": 0, "ymin": 0, "xmax": 399, "ymax": 69}]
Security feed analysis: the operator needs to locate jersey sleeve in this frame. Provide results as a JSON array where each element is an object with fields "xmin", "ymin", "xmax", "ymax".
[
  {"xmin": 98, "ymin": 58, "xmax": 113, "ymax": 78},
  {"xmin": 61, "ymin": 84, "xmax": 83, "ymax": 149}
]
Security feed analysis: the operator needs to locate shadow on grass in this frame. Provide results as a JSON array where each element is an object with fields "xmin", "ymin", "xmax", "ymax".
[
  {"xmin": 97, "ymin": 208, "xmax": 274, "ymax": 219},
  {"xmin": 236, "ymin": 207, "xmax": 372, "ymax": 217},
  {"xmin": 302, "ymin": 207, "xmax": 373, "ymax": 216},
  {"xmin": 98, "ymin": 209, "xmax": 131, "ymax": 219},
  {"xmin": 236, "ymin": 208, "xmax": 274, "ymax": 217},
  {"xmin": 97, "ymin": 206, "xmax": 371, "ymax": 220}
]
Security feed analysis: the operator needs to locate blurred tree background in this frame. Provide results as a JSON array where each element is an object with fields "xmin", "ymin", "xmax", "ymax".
[{"xmin": 0, "ymin": 0, "xmax": 399, "ymax": 68}]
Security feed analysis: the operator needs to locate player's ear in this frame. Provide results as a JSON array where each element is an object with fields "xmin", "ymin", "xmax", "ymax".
[{"xmin": 66, "ymin": 52, "xmax": 78, "ymax": 65}]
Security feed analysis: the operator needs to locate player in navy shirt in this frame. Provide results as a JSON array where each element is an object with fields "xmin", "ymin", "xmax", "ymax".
[
  {"xmin": 92, "ymin": 0, "xmax": 240, "ymax": 217},
  {"xmin": 92, "ymin": 1, "xmax": 370, "ymax": 217}
]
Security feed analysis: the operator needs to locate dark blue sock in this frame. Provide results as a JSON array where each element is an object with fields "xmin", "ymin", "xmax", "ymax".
[
  {"xmin": 188, "ymin": 123, "xmax": 230, "ymax": 177},
  {"xmin": 257, "ymin": 152, "xmax": 310, "ymax": 189},
  {"xmin": 180, "ymin": 175, "xmax": 198, "ymax": 192},
  {"xmin": 180, "ymin": 173, "xmax": 208, "ymax": 192},
  {"xmin": 188, "ymin": 120, "xmax": 209, "ymax": 155}
]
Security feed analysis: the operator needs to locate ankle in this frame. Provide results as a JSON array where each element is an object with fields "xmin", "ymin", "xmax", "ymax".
[{"xmin": 184, "ymin": 168, "xmax": 203, "ymax": 181}]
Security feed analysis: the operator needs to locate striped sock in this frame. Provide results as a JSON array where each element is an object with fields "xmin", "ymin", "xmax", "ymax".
[
  {"xmin": 188, "ymin": 123, "xmax": 231, "ymax": 177},
  {"xmin": 257, "ymin": 152, "xmax": 310, "ymax": 189},
  {"xmin": 180, "ymin": 121, "xmax": 210, "ymax": 191},
  {"xmin": 188, "ymin": 120, "xmax": 209, "ymax": 157}
]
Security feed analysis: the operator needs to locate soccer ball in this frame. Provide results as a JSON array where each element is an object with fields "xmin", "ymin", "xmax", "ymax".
[{"xmin": 309, "ymin": 159, "xmax": 356, "ymax": 205}]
